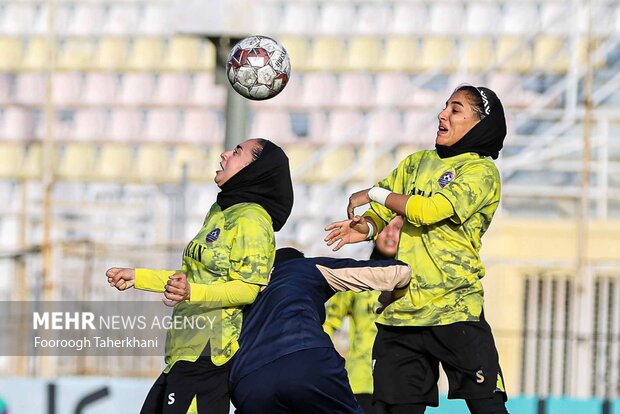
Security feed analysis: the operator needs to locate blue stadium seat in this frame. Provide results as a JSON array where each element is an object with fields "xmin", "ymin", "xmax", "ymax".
[{"xmin": 611, "ymin": 399, "xmax": 620, "ymax": 414}]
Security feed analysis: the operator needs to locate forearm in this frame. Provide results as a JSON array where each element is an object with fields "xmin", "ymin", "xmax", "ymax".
[
  {"xmin": 189, "ymin": 279, "xmax": 260, "ymax": 307},
  {"xmin": 318, "ymin": 262, "xmax": 411, "ymax": 293},
  {"xmin": 135, "ymin": 269, "xmax": 179, "ymax": 292}
]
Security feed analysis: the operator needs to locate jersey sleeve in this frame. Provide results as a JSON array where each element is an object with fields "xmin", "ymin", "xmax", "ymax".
[
  {"xmin": 134, "ymin": 268, "xmax": 180, "ymax": 292},
  {"xmin": 228, "ymin": 212, "xmax": 275, "ymax": 286},
  {"xmin": 189, "ymin": 279, "xmax": 260, "ymax": 306},
  {"xmin": 364, "ymin": 155, "xmax": 417, "ymax": 233},
  {"xmin": 316, "ymin": 258, "xmax": 411, "ymax": 293},
  {"xmin": 323, "ymin": 291, "xmax": 354, "ymax": 337},
  {"xmin": 438, "ymin": 161, "xmax": 500, "ymax": 224}
]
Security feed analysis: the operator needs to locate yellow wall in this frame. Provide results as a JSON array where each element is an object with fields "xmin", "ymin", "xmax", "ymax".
[{"xmin": 479, "ymin": 218, "xmax": 620, "ymax": 393}]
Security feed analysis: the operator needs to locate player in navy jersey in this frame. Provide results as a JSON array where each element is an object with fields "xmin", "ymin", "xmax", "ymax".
[{"xmin": 228, "ymin": 247, "xmax": 411, "ymax": 414}]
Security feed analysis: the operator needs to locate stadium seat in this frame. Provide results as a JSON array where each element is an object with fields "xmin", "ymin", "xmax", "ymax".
[
  {"xmin": 96, "ymin": 143, "xmax": 134, "ymax": 181},
  {"xmin": 179, "ymin": 109, "xmax": 222, "ymax": 143},
  {"xmin": 281, "ymin": 3, "xmax": 319, "ymax": 35},
  {"xmin": 21, "ymin": 37, "xmax": 50, "ymax": 71},
  {"xmin": 366, "ymin": 111, "xmax": 404, "ymax": 144},
  {"xmin": 390, "ymin": 3, "xmax": 430, "ymax": 35},
  {"xmin": 337, "ymin": 73, "xmax": 375, "ymax": 109},
  {"xmin": 250, "ymin": 110, "xmax": 295, "ymax": 143},
  {"xmin": 128, "ymin": 38, "xmax": 165, "ymax": 71},
  {"xmin": 309, "ymin": 38, "xmax": 346, "ymax": 72},
  {"xmin": 325, "ymin": 110, "xmax": 366, "ymax": 144},
  {"xmin": 0, "ymin": 143, "xmax": 26, "ymax": 179},
  {"xmin": 301, "ymin": 73, "xmax": 339, "ymax": 108},
  {"xmin": 540, "ymin": 3, "xmax": 583, "ymax": 35},
  {"xmin": 502, "ymin": 4, "xmax": 540, "ymax": 35},
  {"xmin": 1, "ymin": 107, "xmax": 36, "ymax": 141},
  {"xmin": 375, "ymin": 73, "xmax": 411, "ymax": 108},
  {"xmin": 83, "ymin": 73, "xmax": 119, "ymax": 105},
  {"xmin": 57, "ymin": 143, "xmax": 98, "ymax": 181},
  {"xmin": 429, "ymin": 4, "xmax": 464, "ymax": 35},
  {"xmin": 285, "ymin": 142, "xmax": 319, "ymax": 183},
  {"xmin": 354, "ymin": 146, "xmax": 396, "ymax": 183},
  {"xmin": 355, "ymin": 4, "xmax": 390, "ymax": 35},
  {"xmin": 345, "ymin": 37, "xmax": 382, "ymax": 72},
  {"xmin": 67, "ymin": 4, "xmax": 105, "ymax": 36},
  {"xmin": 188, "ymin": 73, "xmax": 226, "ymax": 108},
  {"xmin": 420, "ymin": 37, "xmax": 458, "ymax": 73},
  {"xmin": 144, "ymin": 109, "xmax": 181, "ymax": 142},
  {"xmin": 404, "ymin": 110, "xmax": 437, "ymax": 148},
  {"xmin": 171, "ymin": 145, "xmax": 215, "ymax": 182},
  {"xmin": 1, "ymin": 4, "xmax": 37, "ymax": 35},
  {"xmin": 57, "ymin": 38, "xmax": 96, "ymax": 71},
  {"xmin": 154, "ymin": 73, "xmax": 191, "ymax": 105},
  {"xmin": 95, "ymin": 38, "xmax": 129, "ymax": 71},
  {"xmin": 141, "ymin": 4, "xmax": 168, "ymax": 36},
  {"xmin": 0, "ymin": 73, "xmax": 11, "ymax": 104},
  {"xmin": 278, "ymin": 37, "xmax": 311, "ymax": 72},
  {"xmin": 0, "ymin": 38, "xmax": 24, "ymax": 71},
  {"xmin": 381, "ymin": 37, "xmax": 422, "ymax": 72},
  {"xmin": 119, "ymin": 73, "xmax": 155, "ymax": 105},
  {"xmin": 318, "ymin": 4, "xmax": 355, "ymax": 35},
  {"xmin": 23, "ymin": 143, "xmax": 43, "ymax": 179},
  {"xmin": 108, "ymin": 109, "xmax": 144, "ymax": 142},
  {"xmin": 465, "ymin": 3, "xmax": 501, "ymax": 35},
  {"xmin": 533, "ymin": 36, "xmax": 572, "ymax": 73},
  {"xmin": 196, "ymin": 38, "xmax": 216, "ymax": 71},
  {"xmin": 14, "ymin": 73, "xmax": 45, "ymax": 105},
  {"xmin": 71, "ymin": 109, "xmax": 107, "ymax": 141},
  {"xmin": 165, "ymin": 36, "xmax": 202, "ymax": 71},
  {"xmin": 496, "ymin": 36, "xmax": 533, "ymax": 73},
  {"xmin": 464, "ymin": 38, "xmax": 495, "ymax": 72},
  {"xmin": 104, "ymin": 4, "xmax": 141, "ymax": 35},
  {"xmin": 53, "ymin": 73, "xmax": 83, "ymax": 106},
  {"xmin": 314, "ymin": 146, "xmax": 357, "ymax": 183},
  {"xmin": 134, "ymin": 144, "xmax": 172, "ymax": 183}
]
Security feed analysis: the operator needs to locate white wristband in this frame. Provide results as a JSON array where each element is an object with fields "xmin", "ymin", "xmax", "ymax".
[
  {"xmin": 368, "ymin": 187, "xmax": 391, "ymax": 206},
  {"xmin": 365, "ymin": 221, "xmax": 376, "ymax": 241}
]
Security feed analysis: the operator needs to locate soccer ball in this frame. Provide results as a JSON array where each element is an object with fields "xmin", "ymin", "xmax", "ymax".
[{"xmin": 226, "ymin": 35, "xmax": 291, "ymax": 101}]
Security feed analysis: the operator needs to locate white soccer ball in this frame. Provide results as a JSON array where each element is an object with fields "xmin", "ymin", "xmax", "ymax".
[{"xmin": 226, "ymin": 35, "xmax": 291, "ymax": 101}]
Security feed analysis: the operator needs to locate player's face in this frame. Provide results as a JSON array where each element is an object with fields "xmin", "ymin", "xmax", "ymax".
[
  {"xmin": 215, "ymin": 139, "xmax": 260, "ymax": 186},
  {"xmin": 435, "ymin": 90, "xmax": 481, "ymax": 147},
  {"xmin": 375, "ymin": 216, "xmax": 404, "ymax": 258}
]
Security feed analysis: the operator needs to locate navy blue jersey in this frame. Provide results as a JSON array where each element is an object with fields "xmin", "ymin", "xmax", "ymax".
[{"xmin": 229, "ymin": 256, "xmax": 409, "ymax": 386}]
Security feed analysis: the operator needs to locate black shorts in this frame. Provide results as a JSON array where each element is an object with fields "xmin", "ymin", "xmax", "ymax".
[
  {"xmin": 372, "ymin": 312, "xmax": 506, "ymax": 407},
  {"xmin": 140, "ymin": 356, "xmax": 230, "ymax": 414}
]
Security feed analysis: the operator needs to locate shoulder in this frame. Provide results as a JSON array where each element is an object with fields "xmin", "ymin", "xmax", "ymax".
[
  {"xmin": 225, "ymin": 203, "xmax": 273, "ymax": 230},
  {"xmin": 458, "ymin": 156, "xmax": 499, "ymax": 178}
]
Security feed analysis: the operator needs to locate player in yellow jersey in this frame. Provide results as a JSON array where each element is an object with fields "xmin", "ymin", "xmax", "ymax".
[
  {"xmin": 106, "ymin": 138, "xmax": 293, "ymax": 414},
  {"xmin": 325, "ymin": 85, "xmax": 509, "ymax": 414},
  {"xmin": 323, "ymin": 216, "xmax": 403, "ymax": 414}
]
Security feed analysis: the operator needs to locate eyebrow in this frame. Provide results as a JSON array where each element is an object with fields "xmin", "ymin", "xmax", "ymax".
[
  {"xmin": 235, "ymin": 145, "xmax": 243, "ymax": 152},
  {"xmin": 448, "ymin": 100, "xmax": 465, "ymax": 108}
]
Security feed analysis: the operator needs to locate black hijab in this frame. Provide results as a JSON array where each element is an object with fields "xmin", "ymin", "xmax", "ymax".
[
  {"xmin": 216, "ymin": 140, "xmax": 294, "ymax": 232},
  {"xmin": 436, "ymin": 86, "xmax": 506, "ymax": 160}
]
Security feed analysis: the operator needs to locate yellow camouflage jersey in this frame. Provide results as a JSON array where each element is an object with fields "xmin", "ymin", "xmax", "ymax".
[
  {"xmin": 364, "ymin": 150, "xmax": 500, "ymax": 327},
  {"xmin": 135, "ymin": 202, "xmax": 274, "ymax": 371},
  {"xmin": 324, "ymin": 290, "xmax": 380, "ymax": 395}
]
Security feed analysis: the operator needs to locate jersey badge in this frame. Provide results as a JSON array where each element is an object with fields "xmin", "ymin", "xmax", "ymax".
[
  {"xmin": 206, "ymin": 228, "xmax": 221, "ymax": 243},
  {"xmin": 438, "ymin": 171, "xmax": 455, "ymax": 188}
]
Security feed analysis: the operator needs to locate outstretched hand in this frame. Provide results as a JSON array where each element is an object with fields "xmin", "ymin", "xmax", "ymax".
[
  {"xmin": 163, "ymin": 273, "xmax": 190, "ymax": 307},
  {"xmin": 106, "ymin": 267, "xmax": 135, "ymax": 291},
  {"xmin": 324, "ymin": 216, "xmax": 370, "ymax": 251}
]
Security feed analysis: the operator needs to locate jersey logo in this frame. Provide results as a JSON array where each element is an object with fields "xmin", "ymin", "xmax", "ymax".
[
  {"xmin": 476, "ymin": 369, "xmax": 485, "ymax": 383},
  {"xmin": 438, "ymin": 171, "xmax": 455, "ymax": 188},
  {"xmin": 206, "ymin": 228, "xmax": 220, "ymax": 243}
]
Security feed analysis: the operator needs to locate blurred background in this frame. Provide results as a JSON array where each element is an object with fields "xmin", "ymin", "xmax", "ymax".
[{"xmin": 0, "ymin": 0, "xmax": 619, "ymax": 412}]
